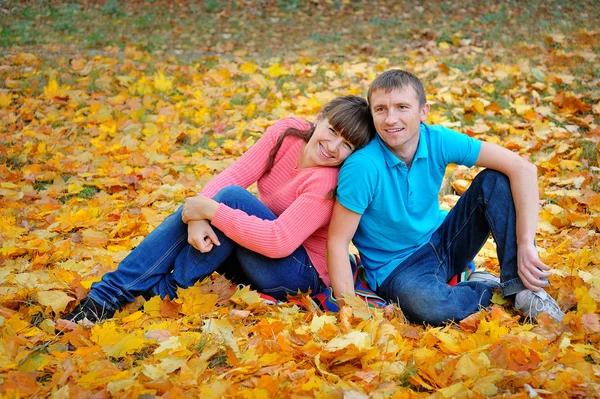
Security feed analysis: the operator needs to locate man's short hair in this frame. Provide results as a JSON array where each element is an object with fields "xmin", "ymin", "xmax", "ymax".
[{"xmin": 367, "ymin": 69, "xmax": 427, "ymax": 108}]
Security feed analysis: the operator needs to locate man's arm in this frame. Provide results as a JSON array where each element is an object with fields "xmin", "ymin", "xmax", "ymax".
[
  {"xmin": 326, "ymin": 200, "xmax": 363, "ymax": 305},
  {"xmin": 475, "ymin": 141, "xmax": 550, "ymax": 291}
]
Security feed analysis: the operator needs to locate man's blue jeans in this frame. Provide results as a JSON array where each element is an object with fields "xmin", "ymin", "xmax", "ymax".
[
  {"xmin": 88, "ymin": 186, "xmax": 325, "ymax": 312},
  {"xmin": 378, "ymin": 170, "xmax": 528, "ymax": 326}
]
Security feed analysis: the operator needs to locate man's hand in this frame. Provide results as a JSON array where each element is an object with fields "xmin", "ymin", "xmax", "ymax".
[
  {"xmin": 187, "ymin": 219, "xmax": 220, "ymax": 253},
  {"xmin": 182, "ymin": 195, "xmax": 219, "ymax": 222},
  {"xmin": 517, "ymin": 243, "xmax": 551, "ymax": 291}
]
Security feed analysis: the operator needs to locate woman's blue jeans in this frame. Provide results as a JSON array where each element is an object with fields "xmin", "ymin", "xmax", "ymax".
[
  {"xmin": 88, "ymin": 186, "xmax": 326, "ymax": 312},
  {"xmin": 378, "ymin": 170, "xmax": 528, "ymax": 326}
]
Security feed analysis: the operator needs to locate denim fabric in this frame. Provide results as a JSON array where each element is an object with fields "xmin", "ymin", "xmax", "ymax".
[
  {"xmin": 88, "ymin": 186, "xmax": 325, "ymax": 311},
  {"xmin": 378, "ymin": 169, "xmax": 528, "ymax": 326}
]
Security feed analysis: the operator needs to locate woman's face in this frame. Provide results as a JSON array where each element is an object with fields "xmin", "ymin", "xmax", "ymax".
[{"xmin": 303, "ymin": 117, "xmax": 356, "ymax": 167}]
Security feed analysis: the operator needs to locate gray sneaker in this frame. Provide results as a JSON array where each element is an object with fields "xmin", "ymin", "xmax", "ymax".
[
  {"xmin": 468, "ymin": 271, "xmax": 501, "ymax": 288},
  {"xmin": 514, "ymin": 289, "xmax": 564, "ymax": 323}
]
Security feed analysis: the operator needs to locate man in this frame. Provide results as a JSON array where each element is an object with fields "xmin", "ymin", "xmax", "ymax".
[{"xmin": 327, "ymin": 69, "xmax": 564, "ymax": 325}]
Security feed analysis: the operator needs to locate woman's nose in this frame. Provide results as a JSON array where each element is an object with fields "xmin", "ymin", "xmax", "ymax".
[{"xmin": 328, "ymin": 137, "xmax": 343, "ymax": 152}]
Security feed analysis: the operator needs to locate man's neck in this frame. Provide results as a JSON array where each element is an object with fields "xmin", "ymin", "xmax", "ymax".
[{"xmin": 389, "ymin": 140, "xmax": 419, "ymax": 170}]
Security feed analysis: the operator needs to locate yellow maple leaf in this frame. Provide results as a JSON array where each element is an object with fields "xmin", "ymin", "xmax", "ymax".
[
  {"xmin": 246, "ymin": 102, "xmax": 256, "ymax": 118},
  {"xmin": 453, "ymin": 352, "xmax": 490, "ymax": 379},
  {"xmin": 144, "ymin": 296, "xmax": 162, "ymax": 317},
  {"xmin": 267, "ymin": 63, "xmax": 287, "ymax": 78},
  {"xmin": 178, "ymin": 287, "xmax": 217, "ymax": 315},
  {"xmin": 43, "ymin": 78, "xmax": 70, "ymax": 101},
  {"xmin": 310, "ymin": 314, "xmax": 337, "ymax": 333},
  {"xmin": 575, "ymin": 286, "xmax": 597, "ymax": 315},
  {"xmin": 106, "ymin": 334, "xmax": 147, "ymax": 358},
  {"xmin": 230, "ymin": 285, "xmax": 261, "ymax": 306},
  {"xmin": 325, "ymin": 331, "xmax": 369, "ymax": 351},
  {"xmin": 0, "ymin": 91, "xmax": 11, "ymax": 107},
  {"xmin": 36, "ymin": 291, "xmax": 74, "ymax": 314},
  {"xmin": 142, "ymin": 364, "xmax": 168, "ymax": 380},
  {"xmin": 240, "ymin": 62, "xmax": 257, "ymax": 74},
  {"xmin": 473, "ymin": 99, "xmax": 486, "ymax": 115},
  {"xmin": 91, "ymin": 321, "xmax": 127, "ymax": 346},
  {"xmin": 153, "ymin": 71, "xmax": 173, "ymax": 92}
]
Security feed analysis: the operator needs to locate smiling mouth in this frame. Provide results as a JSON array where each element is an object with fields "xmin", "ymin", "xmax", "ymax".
[
  {"xmin": 319, "ymin": 143, "xmax": 334, "ymax": 160},
  {"xmin": 386, "ymin": 127, "xmax": 405, "ymax": 134}
]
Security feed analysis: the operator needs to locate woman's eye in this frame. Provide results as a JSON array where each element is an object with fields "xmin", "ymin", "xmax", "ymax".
[{"xmin": 344, "ymin": 142, "xmax": 354, "ymax": 151}]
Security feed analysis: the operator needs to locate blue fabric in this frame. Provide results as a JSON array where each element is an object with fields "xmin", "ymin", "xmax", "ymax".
[
  {"xmin": 89, "ymin": 186, "xmax": 326, "ymax": 311},
  {"xmin": 337, "ymin": 123, "xmax": 481, "ymax": 288},
  {"xmin": 377, "ymin": 170, "xmax": 526, "ymax": 326}
]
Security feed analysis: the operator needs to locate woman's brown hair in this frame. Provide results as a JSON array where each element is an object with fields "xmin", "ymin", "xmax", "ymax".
[{"xmin": 265, "ymin": 95, "xmax": 375, "ymax": 172}]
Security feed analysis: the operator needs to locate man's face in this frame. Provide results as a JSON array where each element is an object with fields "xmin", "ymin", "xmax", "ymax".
[{"xmin": 369, "ymin": 86, "xmax": 430, "ymax": 159}]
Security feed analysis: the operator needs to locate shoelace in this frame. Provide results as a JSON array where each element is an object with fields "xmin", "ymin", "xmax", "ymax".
[{"xmin": 525, "ymin": 292, "xmax": 561, "ymax": 323}]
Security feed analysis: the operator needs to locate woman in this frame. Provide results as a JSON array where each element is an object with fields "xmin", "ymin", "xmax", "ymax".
[{"xmin": 65, "ymin": 95, "xmax": 375, "ymax": 323}]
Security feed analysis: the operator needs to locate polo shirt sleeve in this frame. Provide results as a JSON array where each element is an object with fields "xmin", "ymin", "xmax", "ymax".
[
  {"xmin": 336, "ymin": 153, "xmax": 378, "ymax": 215},
  {"xmin": 436, "ymin": 126, "xmax": 482, "ymax": 167}
]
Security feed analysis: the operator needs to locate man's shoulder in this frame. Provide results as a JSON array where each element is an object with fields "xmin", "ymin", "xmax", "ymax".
[{"xmin": 347, "ymin": 138, "xmax": 383, "ymax": 163}]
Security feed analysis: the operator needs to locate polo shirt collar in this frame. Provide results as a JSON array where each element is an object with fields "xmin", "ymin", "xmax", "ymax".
[{"xmin": 375, "ymin": 124, "xmax": 429, "ymax": 169}]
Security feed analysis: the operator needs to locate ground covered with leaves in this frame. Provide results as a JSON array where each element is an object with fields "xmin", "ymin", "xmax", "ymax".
[{"xmin": 1, "ymin": 0, "xmax": 600, "ymax": 397}]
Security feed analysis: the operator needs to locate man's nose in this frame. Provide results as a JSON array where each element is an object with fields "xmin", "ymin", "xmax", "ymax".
[{"xmin": 385, "ymin": 109, "xmax": 398, "ymax": 125}]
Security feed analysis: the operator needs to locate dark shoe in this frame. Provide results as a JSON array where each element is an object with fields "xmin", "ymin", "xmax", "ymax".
[{"xmin": 64, "ymin": 297, "xmax": 115, "ymax": 323}]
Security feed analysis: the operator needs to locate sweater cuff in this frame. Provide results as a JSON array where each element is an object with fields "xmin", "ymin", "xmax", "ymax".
[{"xmin": 210, "ymin": 203, "xmax": 231, "ymax": 230}]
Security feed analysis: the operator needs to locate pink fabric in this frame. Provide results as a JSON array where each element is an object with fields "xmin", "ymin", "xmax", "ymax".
[{"xmin": 200, "ymin": 117, "xmax": 339, "ymax": 286}]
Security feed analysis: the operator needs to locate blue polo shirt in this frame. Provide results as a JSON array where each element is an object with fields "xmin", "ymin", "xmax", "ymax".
[{"xmin": 337, "ymin": 123, "xmax": 481, "ymax": 288}]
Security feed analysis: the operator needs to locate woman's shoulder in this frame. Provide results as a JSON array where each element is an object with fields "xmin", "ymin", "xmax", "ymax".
[
  {"xmin": 301, "ymin": 165, "xmax": 339, "ymax": 192},
  {"xmin": 268, "ymin": 117, "xmax": 311, "ymax": 136}
]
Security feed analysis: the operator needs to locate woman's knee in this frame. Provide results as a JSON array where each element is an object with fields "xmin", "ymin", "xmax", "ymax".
[{"xmin": 212, "ymin": 185, "xmax": 253, "ymax": 206}]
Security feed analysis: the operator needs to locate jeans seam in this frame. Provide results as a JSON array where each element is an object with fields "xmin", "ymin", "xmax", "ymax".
[
  {"xmin": 429, "ymin": 242, "xmax": 445, "ymax": 284},
  {"xmin": 292, "ymin": 255, "xmax": 322, "ymax": 290},
  {"xmin": 443, "ymin": 196, "xmax": 488, "ymax": 272},
  {"xmin": 123, "ymin": 232, "xmax": 187, "ymax": 291}
]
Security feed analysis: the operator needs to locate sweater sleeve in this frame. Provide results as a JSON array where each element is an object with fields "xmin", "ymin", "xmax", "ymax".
[
  {"xmin": 200, "ymin": 118, "xmax": 310, "ymax": 198},
  {"xmin": 210, "ymin": 171, "xmax": 337, "ymax": 258}
]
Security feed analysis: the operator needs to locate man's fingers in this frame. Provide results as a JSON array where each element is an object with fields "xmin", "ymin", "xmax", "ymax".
[
  {"xmin": 531, "ymin": 259, "xmax": 551, "ymax": 271},
  {"xmin": 519, "ymin": 268, "xmax": 547, "ymax": 292}
]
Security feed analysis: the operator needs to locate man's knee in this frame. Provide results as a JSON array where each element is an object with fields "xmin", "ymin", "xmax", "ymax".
[
  {"xmin": 475, "ymin": 169, "xmax": 512, "ymax": 198},
  {"xmin": 392, "ymin": 289, "xmax": 455, "ymax": 326}
]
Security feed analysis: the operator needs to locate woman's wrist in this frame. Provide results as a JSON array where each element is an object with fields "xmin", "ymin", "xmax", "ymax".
[{"xmin": 204, "ymin": 200, "xmax": 219, "ymax": 220}]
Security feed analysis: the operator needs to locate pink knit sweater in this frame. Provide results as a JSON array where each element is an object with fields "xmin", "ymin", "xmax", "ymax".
[{"xmin": 200, "ymin": 117, "xmax": 339, "ymax": 286}]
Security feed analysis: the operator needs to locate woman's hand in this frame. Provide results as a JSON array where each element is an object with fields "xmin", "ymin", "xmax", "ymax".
[
  {"xmin": 182, "ymin": 195, "xmax": 219, "ymax": 222},
  {"xmin": 187, "ymin": 219, "xmax": 220, "ymax": 253}
]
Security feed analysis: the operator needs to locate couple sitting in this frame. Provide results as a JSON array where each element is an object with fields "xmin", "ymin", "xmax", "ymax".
[{"xmin": 66, "ymin": 70, "xmax": 564, "ymax": 326}]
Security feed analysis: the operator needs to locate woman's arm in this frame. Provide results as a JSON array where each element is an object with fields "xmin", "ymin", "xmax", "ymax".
[
  {"xmin": 200, "ymin": 118, "xmax": 309, "ymax": 198},
  {"xmin": 326, "ymin": 201, "xmax": 362, "ymax": 305},
  {"xmin": 208, "ymin": 186, "xmax": 336, "ymax": 258}
]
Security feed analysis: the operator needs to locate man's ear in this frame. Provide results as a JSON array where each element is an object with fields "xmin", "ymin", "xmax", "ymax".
[{"xmin": 420, "ymin": 103, "xmax": 430, "ymax": 122}]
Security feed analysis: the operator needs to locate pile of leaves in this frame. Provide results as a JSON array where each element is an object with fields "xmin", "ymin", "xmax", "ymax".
[{"xmin": 1, "ymin": 1, "xmax": 600, "ymax": 397}]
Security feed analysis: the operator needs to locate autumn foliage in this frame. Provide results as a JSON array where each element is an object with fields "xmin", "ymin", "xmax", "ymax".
[{"xmin": 1, "ymin": 1, "xmax": 599, "ymax": 397}]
